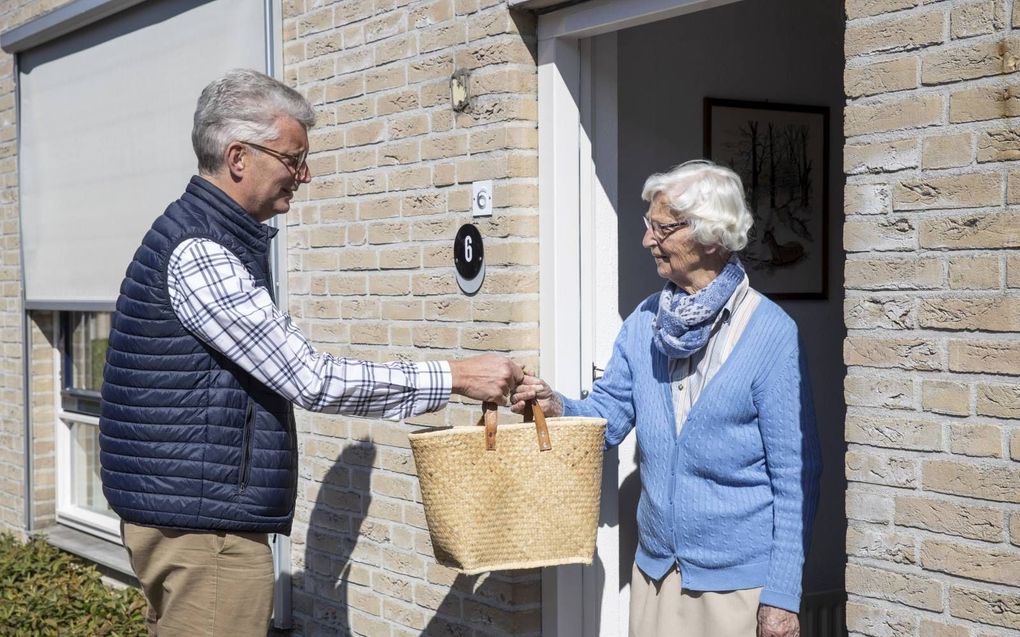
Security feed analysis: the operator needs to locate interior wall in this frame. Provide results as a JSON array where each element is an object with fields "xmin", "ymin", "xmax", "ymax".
[{"xmin": 615, "ymin": 0, "xmax": 846, "ymax": 593}]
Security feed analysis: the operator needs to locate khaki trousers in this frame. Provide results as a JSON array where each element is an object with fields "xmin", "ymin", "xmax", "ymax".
[
  {"xmin": 121, "ymin": 521, "xmax": 275, "ymax": 637},
  {"xmin": 629, "ymin": 562, "xmax": 761, "ymax": 637}
]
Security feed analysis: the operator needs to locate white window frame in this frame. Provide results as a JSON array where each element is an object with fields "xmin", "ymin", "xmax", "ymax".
[{"xmin": 52, "ymin": 310, "xmax": 119, "ymax": 542}]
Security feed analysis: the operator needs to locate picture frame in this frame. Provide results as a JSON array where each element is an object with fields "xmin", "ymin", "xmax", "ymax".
[{"xmin": 704, "ymin": 98, "xmax": 829, "ymax": 300}]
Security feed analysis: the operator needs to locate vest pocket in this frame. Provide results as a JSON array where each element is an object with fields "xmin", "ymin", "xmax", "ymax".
[{"xmin": 238, "ymin": 398, "xmax": 255, "ymax": 493}]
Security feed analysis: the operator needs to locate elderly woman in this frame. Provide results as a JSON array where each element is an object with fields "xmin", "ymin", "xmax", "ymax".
[{"xmin": 511, "ymin": 160, "xmax": 821, "ymax": 637}]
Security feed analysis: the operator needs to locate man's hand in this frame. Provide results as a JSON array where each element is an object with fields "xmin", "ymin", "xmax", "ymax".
[
  {"xmin": 509, "ymin": 374, "xmax": 563, "ymax": 417},
  {"xmin": 757, "ymin": 605, "xmax": 799, "ymax": 637},
  {"xmin": 449, "ymin": 354, "xmax": 524, "ymax": 405}
]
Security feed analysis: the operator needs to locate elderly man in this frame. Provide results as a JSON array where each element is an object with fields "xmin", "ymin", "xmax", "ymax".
[{"xmin": 99, "ymin": 69, "xmax": 522, "ymax": 636}]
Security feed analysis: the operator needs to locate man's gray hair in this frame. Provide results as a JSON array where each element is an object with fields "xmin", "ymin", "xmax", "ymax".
[
  {"xmin": 642, "ymin": 159, "xmax": 753, "ymax": 253},
  {"xmin": 192, "ymin": 68, "xmax": 316, "ymax": 174}
]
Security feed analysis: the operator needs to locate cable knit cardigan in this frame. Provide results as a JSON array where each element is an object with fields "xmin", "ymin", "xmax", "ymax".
[{"xmin": 561, "ymin": 292, "xmax": 822, "ymax": 613}]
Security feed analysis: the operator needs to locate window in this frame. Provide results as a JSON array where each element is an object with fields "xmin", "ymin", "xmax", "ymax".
[{"xmin": 55, "ymin": 311, "xmax": 117, "ymax": 540}]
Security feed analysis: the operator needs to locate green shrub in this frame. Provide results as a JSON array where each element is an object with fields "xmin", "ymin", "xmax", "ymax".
[{"xmin": 0, "ymin": 533, "xmax": 146, "ymax": 636}]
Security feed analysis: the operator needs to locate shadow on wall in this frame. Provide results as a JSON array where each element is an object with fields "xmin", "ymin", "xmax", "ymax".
[{"xmin": 301, "ymin": 440, "xmax": 535, "ymax": 636}]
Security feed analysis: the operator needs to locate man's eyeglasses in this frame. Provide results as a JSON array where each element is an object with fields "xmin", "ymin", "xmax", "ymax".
[
  {"xmin": 643, "ymin": 214, "xmax": 690, "ymax": 241},
  {"xmin": 241, "ymin": 141, "xmax": 309, "ymax": 179}
]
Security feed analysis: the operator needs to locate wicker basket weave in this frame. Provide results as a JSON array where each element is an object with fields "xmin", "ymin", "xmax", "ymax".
[{"xmin": 408, "ymin": 403, "xmax": 606, "ymax": 574}]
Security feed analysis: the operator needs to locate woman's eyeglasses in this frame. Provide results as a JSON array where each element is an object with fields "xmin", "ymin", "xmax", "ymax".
[{"xmin": 643, "ymin": 215, "xmax": 690, "ymax": 241}]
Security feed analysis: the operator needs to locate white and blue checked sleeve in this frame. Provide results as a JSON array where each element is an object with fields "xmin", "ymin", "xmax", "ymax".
[{"xmin": 167, "ymin": 238, "xmax": 451, "ymax": 419}]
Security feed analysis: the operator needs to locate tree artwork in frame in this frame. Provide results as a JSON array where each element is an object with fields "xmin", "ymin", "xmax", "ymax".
[{"xmin": 704, "ymin": 98, "xmax": 829, "ymax": 299}]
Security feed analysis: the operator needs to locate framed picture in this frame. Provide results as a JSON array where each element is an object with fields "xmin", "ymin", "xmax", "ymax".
[{"xmin": 704, "ymin": 98, "xmax": 829, "ymax": 299}]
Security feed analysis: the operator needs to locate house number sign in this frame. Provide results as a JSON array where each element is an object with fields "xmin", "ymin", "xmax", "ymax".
[{"xmin": 454, "ymin": 223, "xmax": 485, "ymax": 295}]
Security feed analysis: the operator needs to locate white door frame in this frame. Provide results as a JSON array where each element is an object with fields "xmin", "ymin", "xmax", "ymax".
[{"xmin": 536, "ymin": 1, "xmax": 743, "ymax": 635}]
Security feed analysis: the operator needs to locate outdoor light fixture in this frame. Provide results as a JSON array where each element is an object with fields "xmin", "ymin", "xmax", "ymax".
[{"xmin": 450, "ymin": 69, "xmax": 470, "ymax": 112}]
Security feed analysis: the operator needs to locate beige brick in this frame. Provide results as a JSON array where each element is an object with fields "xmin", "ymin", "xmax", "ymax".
[
  {"xmin": 378, "ymin": 246, "xmax": 421, "ymax": 270},
  {"xmin": 977, "ymin": 126, "xmax": 1020, "ymax": 162},
  {"xmin": 954, "ymin": 339, "xmax": 1020, "ymax": 374},
  {"xmin": 847, "ymin": 94, "xmax": 943, "ymax": 136},
  {"xmin": 358, "ymin": 196, "xmax": 401, "ymax": 220},
  {"xmin": 921, "ymin": 214, "xmax": 1020, "ymax": 249},
  {"xmin": 919, "ymin": 297, "xmax": 1020, "ymax": 332},
  {"xmin": 424, "ymin": 298, "xmax": 471, "ymax": 322},
  {"xmin": 846, "ymin": 12, "xmax": 944, "ymax": 57},
  {"xmin": 845, "ymin": 601, "xmax": 918, "ymax": 637},
  {"xmin": 951, "ymin": 423, "xmax": 1002, "ymax": 457},
  {"xmin": 454, "ymin": 38, "xmax": 536, "ymax": 70},
  {"xmin": 407, "ymin": 53, "xmax": 454, "ymax": 83},
  {"xmin": 845, "ymin": 140, "xmax": 919, "ymax": 174},
  {"xmin": 847, "ymin": 525, "xmax": 917, "ymax": 564},
  {"xmin": 845, "ymin": 257, "xmax": 943, "ymax": 289},
  {"xmin": 846, "ymin": 450, "xmax": 919, "ymax": 487},
  {"xmin": 921, "ymin": 132, "xmax": 974, "ymax": 169},
  {"xmin": 1007, "ymin": 254, "xmax": 1020, "ymax": 288},
  {"xmin": 472, "ymin": 298, "xmax": 540, "ymax": 323},
  {"xmin": 409, "ymin": 0, "xmax": 454, "ymax": 29},
  {"xmin": 919, "ymin": 619, "xmax": 971, "ymax": 637},
  {"xmin": 844, "ymin": 183, "xmax": 893, "ymax": 215},
  {"xmin": 924, "ymin": 459, "xmax": 1020, "ymax": 503},
  {"xmin": 846, "ymin": 563, "xmax": 943, "ymax": 611},
  {"xmin": 845, "ymin": 57, "xmax": 919, "ymax": 98},
  {"xmin": 844, "ymin": 374, "xmax": 914, "ymax": 409},
  {"xmin": 461, "ymin": 326, "xmax": 539, "ymax": 351},
  {"xmin": 845, "ymin": 335, "xmax": 942, "ymax": 371},
  {"xmin": 950, "ymin": 84, "xmax": 1020, "ymax": 123},
  {"xmin": 976, "ymin": 382, "xmax": 1020, "ymax": 418},
  {"xmin": 1012, "ymin": 430, "xmax": 1020, "ymax": 461},
  {"xmin": 948, "ymin": 254, "xmax": 1001, "ymax": 289},
  {"xmin": 378, "ymin": 140, "xmax": 420, "ymax": 166},
  {"xmin": 365, "ymin": 64, "xmax": 406, "ymax": 94},
  {"xmin": 373, "ymin": 33, "xmax": 417, "ymax": 66},
  {"xmin": 346, "ymin": 121, "xmax": 386, "ymax": 147},
  {"xmin": 949, "ymin": 585, "xmax": 1020, "ymax": 628},
  {"xmin": 388, "ymin": 113, "xmax": 430, "ymax": 139},
  {"xmin": 845, "ymin": 296, "xmax": 915, "ymax": 330},
  {"xmin": 895, "ymin": 495, "xmax": 1003, "ymax": 541},
  {"xmin": 922, "ymin": 379, "xmax": 970, "ymax": 416},
  {"xmin": 1009, "ymin": 172, "xmax": 1020, "ymax": 205},
  {"xmin": 1011, "ymin": 511, "xmax": 1020, "ymax": 544},
  {"xmin": 388, "ymin": 166, "xmax": 432, "ymax": 191},
  {"xmin": 376, "ymin": 89, "xmax": 420, "ymax": 117},
  {"xmin": 951, "ymin": 0, "xmax": 1008, "ymax": 39},
  {"xmin": 894, "ymin": 172, "xmax": 1002, "ymax": 210},
  {"xmin": 846, "ymin": 0, "xmax": 919, "ymax": 19},
  {"xmin": 419, "ymin": 22, "xmax": 466, "ymax": 54},
  {"xmin": 923, "ymin": 36, "xmax": 1020, "ymax": 84},
  {"xmin": 846, "ymin": 412, "xmax": 942, "ymax": 450},
  {"xmin": 381, "ymin": 299, "xmax": 423, "ymax": 321},
  {"xmin": 843, "ymin": 217, "xmax": 916, "ymax": 252}
]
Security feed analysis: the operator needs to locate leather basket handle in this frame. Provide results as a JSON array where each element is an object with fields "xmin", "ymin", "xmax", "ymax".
[{"xmin": 479, "ymin": 400, "xmax": 552, "ymax": 452}]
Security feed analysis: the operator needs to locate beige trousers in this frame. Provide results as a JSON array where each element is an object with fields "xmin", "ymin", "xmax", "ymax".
[
  {"xmin": 629, "ymin": 562, "xmax": 762, "ymax": 637},
  {"xmin": 121, "ymin": 522, "xmax": 275, "ymax": 637}
]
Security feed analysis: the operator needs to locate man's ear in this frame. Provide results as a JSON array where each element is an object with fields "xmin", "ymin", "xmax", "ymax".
[{"xmin": 224, "ymin": 142, "xmax": 247, "ymax": 180}]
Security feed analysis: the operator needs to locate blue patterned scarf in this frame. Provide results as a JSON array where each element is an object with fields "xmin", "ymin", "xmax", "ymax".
[{"xmin": 652, "ymin": 255, "xmax": 746, "ymax": 360}]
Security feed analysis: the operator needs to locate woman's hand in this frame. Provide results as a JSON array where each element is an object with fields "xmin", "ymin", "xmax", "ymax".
[
  {"xmin": 509, "ymin": 374, "xmax": 564, "ymax": 417},
  {"xmin": 757, "ymin": 605, "xmax": 799, "ymax": 637}
]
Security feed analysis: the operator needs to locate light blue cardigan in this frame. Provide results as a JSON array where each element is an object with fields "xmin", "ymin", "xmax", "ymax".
[{"xmin": 561, "ymin": 293, "xmax": 821, "ymax": 613}]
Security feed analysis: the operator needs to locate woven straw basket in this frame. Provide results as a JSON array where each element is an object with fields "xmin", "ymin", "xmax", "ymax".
[{"xmin": 408, "ymin": 402, "xmax": 606, "ymax": 575}]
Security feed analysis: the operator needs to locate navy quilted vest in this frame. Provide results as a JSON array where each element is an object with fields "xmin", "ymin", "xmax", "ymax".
[{"xmin": 100, "ymin": 176, "xmax": 296, "ymax": 534}]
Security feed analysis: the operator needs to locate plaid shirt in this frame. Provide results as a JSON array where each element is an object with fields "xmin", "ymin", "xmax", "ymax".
[{"xmin": 167, "ymin": 237, "xmax": 451, "ymax": 419}]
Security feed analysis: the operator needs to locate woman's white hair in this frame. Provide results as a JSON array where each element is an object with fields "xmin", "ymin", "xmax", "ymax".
[
  {"xmin": 641, "ymin": 159, "xmax": 753, "ymax": 252},
  {"xmin": 192, "ymin": 68, "xmax": 316, "ymax": 174}
]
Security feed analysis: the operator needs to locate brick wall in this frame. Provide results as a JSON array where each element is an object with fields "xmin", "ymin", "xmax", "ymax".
[
  {"xmin": 844, "ymin": 1, "xmax": 1020, "ymax": 635},
  {"xmin": 28, "ymin": 312, "xmax": 56, "ymax": 528},
  {"xmin": 281, "ymin": 1, "xmax": 541, "ymax": 634}
]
